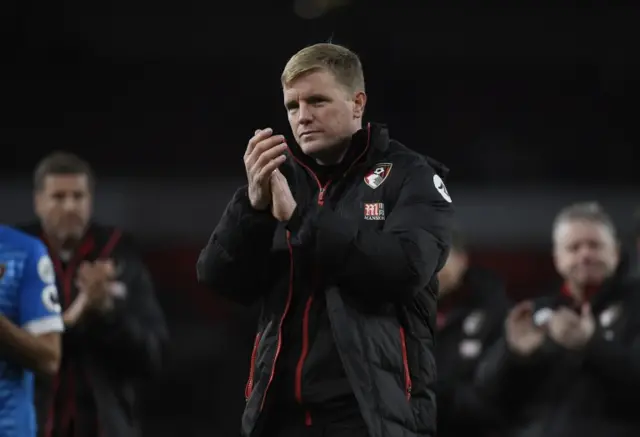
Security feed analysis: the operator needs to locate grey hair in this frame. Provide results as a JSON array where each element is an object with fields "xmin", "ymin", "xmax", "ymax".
[{"xmin": 552, "ymin": 201, "xmax": 617, "ymax": 239}]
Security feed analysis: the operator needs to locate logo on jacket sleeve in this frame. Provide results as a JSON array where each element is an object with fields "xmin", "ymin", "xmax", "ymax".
[
  {"xmin": 364, "ymin": 203, "xmax": 385, "ymax": 221},
  {"xmin": 41, "ymin": 285, "xmax": 62, "ymax": 313},
  {"xmin": 364, "ymin": 163, "xmax": 392, "ymax": 189},
  {"xmin": 37, "ymin": 255, "xmax": 55, "ymax": 284},
  {"xmin": 433, "ymin": 174, "xmax": 452, "ymax": 203}
]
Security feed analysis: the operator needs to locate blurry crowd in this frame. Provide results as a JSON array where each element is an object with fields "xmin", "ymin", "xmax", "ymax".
[{"xmin": 7, "ymin": 149, "xmax": 640, "ymax": 437}]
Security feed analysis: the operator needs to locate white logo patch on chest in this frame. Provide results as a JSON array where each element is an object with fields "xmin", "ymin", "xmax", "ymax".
[
  {"xmin": 463, "ymin": 311, "xmax": 485, "ymax": 336},
  {"xmin": 459, "ymin": 339, "xmax": 482, "ymax": 359}
]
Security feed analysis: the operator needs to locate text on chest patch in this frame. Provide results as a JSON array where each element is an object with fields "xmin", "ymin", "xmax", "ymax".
[{"xmin": 364, "ymin": 202, "xmax": 385, "ymax": 221}]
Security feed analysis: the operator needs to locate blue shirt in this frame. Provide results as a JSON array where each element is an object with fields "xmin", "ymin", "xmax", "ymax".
[{"xmin": 0, "ymin": 225, "xmax": 64, "ymax": 437}]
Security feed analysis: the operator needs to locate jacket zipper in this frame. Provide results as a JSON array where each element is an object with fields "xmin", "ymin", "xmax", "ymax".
[
  {"xmin": 399, "ymin": 327, "xmax": 412, "ymax": 401},
  {"xmin": 43, "ymin": 228, "xmax": 122, "ymax": 437},
  {"xmin": 293, "ymin": 180, "xmax": 329, "ymax": 427},
  {"xmin": 245, "ymin": 332, "xmax": 262, "ymax": 400},
  {"xmin": 288, "ymin": 122, "xmax": 371, "ymax": 207},
  {"xmin": 317, "ymin": 186, "xmax": 328, "ymax": 205},
  {"xmin": 294, "ymin": 295, "xmax": 315, "ymax": 425},
  {"xmin": 283, "ymin": 123, "xmax": 372, "ymax": 424},
  {"xmin": 45, "ymin": 237, "xmax": 93, "ymax": 437},
  {"xmin": 259, "ymin": 231, "xmax": 295, "ymax": 411}
]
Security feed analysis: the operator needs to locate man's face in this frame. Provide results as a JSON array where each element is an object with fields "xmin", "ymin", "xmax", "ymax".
[
  {"xmin": 437, "ymin": 248, "xmax": 468, "ymax": 297},
  {"xmin": 34, "ymin": 174, "xmax": 92, "ymax": 244},
  {"xmin": 553, "ymin": 220, "xmax": 619, "ymax": 287},
  {"xmin": 283, "ymin": 69, "xmax": 366, "ymax": 161}
]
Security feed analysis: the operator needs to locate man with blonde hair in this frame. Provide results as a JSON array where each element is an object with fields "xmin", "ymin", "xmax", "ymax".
[{"xmin": 198, "ymin": 43, "xmax": 453, "ymax": 437}]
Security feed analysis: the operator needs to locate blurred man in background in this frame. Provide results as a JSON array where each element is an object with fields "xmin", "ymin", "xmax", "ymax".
[
  {"xmin": 197, "ymin": 43, "xmax": 453, "ymax": 437},
  {"xmin": 476, "ymin": 202, "xmax": 640, "ymax": 437},
  {"xmin": 22, "ymin": 152, "xmax": 168, "ymax": 437},
  {"xmin": 435, "ymin": 230, "xmax": 507, "ymax": 437},
  {"xmin": 0, "ymin": 225, "xmax": 63, "ymax": 437}
]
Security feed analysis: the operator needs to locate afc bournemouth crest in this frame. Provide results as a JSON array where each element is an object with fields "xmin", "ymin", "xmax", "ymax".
[
  {"xmin": 364, "ymin": 202, "xmax": 385, "ymax": 221},
  {"xmin": 364, "ymin": 163, "xmax": 392, "ymax": 189}
]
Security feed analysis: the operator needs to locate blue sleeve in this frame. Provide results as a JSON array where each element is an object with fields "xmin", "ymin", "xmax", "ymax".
[{"xmin": 19, "ymin": 240, "xmax": 64, "ymax": 335}]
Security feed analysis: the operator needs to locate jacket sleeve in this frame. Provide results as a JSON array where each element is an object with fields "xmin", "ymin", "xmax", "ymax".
[
  {"xmin": 475, "ymin": 335, "xmax": 561, "ymax": 412},
  {"xmin": 83, "ymin": 255, "xmax": 169, "ymax": 378},
  {"xmin": 287, "ymin": 161, "xmax": 453, "ymax": 303},
  {"xmin": 582, "ymin": 300, "xmax": 640, "ymax": 396},
  {"xmin": 196, "ymin": 187, "xmax": 279, "ymax": 307}
]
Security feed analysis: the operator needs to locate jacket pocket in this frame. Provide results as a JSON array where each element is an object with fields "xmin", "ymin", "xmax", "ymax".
[
  {"xmin": 245, "ymin": 332, "xmax": 262, "ymax": 400},
  {"xmin": 398, "ymin": 326, "xmax": 412, "ymax": 401}
]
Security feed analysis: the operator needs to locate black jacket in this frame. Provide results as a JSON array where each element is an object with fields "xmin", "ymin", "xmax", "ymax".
[
  {"xmin": 197, "ymin": 123, "xmax": 454, "ymax": 437},
  {"xmin": 21, "ymin": 223, "xmax": 168, "ymax": 437},
  {"xmin": 435, "ymin": 267, "xmax": 508, "ymax": 437},
  {"xmin": 476, "ymin": 276, "xmax": 640, "ymax": 437}
]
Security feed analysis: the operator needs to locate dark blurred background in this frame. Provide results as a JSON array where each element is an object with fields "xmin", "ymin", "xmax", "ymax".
[{"xmin": 1, "ymin": 1, "xmax": 638, "ymax": 435}]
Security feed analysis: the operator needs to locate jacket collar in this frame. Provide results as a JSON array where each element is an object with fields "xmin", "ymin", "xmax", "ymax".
[{"xmin": 286, "ymin": 122, "xmax": 379, "ymax": 179}]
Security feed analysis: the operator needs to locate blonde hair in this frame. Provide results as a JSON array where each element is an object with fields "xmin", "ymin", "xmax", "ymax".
[{"xmin": 281, "ymin": 43, "xmax": 365, "ymax": 93}]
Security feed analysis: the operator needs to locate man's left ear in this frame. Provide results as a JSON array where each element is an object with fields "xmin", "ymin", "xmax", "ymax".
[{"xmin": 353, "ymin": 91, "xmax": 367, "ymax": 119}]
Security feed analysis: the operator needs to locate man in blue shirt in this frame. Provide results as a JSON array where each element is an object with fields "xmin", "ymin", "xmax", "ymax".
[{"xmin": 0, "ymin": 225, "xmax": 63, "ymax": 437}]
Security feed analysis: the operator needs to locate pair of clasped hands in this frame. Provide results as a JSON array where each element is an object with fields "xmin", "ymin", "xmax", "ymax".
[
  {"xmin": 244, "ymin": 128, "xmax": 297, "ymax": 222},
  {"xmin": 65, "ymin": 260, "xmax": 122, "ymax": 326},
  {"xmin": 506, "ymin": 301, "xmax": 597, "ymax": 356}
]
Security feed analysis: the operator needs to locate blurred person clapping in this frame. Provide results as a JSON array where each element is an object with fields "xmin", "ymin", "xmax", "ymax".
[
  {"xmin": 21, "ymin": 152, "xmax": 168, "ymax": 437},
  {"xmin": 477, "ymin": 202, "xmax": 640, "ymax": 437}
]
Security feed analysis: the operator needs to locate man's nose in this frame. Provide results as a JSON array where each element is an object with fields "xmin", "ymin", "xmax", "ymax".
[
  {"xmin": 577, "ymin": 248, "xmax": 597, "ymax": 262},
  {"xmin": 62, "ymin": 196, "xmax": 77, "ymax": 211},
  {"xmin": 297, "ymin": 103, "xmax": 313, "ymax": 124}
]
